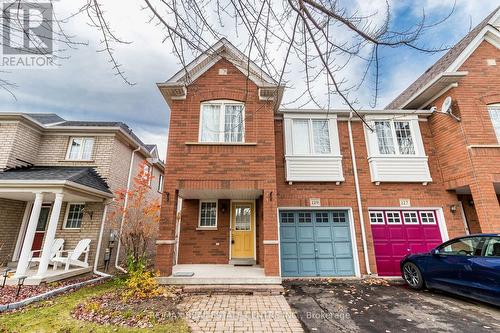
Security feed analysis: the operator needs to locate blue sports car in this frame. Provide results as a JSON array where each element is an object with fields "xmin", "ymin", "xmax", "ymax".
[{"xmin": 400, "ymin": 234, "xmax": 500, "ymax": 306}]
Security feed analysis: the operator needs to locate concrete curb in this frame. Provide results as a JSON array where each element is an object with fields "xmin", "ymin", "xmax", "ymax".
[{"xmin": 0, "ymin": 276, "xmax": 108, "ymax": 313}]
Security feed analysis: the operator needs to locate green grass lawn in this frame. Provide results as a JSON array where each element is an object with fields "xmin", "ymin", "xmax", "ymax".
[{"xmin": 0, "ymin": 281, "xmax": 190, "ymax": 333}]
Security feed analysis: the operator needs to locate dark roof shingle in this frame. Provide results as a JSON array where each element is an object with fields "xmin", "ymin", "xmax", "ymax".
[
  {"xmin": 27, "ymin": 113, "xmax": 65, "ymax": 124},
  {"xmin": 0, "ymin": 167, "xmax": 112, "ymax": 194}
]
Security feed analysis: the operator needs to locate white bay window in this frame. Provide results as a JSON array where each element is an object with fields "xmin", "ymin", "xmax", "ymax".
[
  {"xmin": 199, "ymin": 101, "xmax": 244, "ymax": 143},
  {"xmin": 284, "ymin": 114, "xmax": 343, "ymax": 182},
  {"xmin": 365, "ymin": 115, "xmax": 431, "ymax": 184}
]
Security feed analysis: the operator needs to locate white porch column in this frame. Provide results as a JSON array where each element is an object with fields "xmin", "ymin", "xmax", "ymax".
[
  {"xmin": 15, "ymin": 192, "xmax": 44, "ymax": 278},
  {"xmin": 37, "ymin": 193, "xmax": 64, "ymax": 276}
]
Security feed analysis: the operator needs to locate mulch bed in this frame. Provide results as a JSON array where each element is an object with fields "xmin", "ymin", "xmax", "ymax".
[
  {"xmin": 0, "ymin": 274, "xmax": 99, "ymax": 305},
  {"xmin": 71, "ymin": 287, "xmax": 183, "ymax": 328}
]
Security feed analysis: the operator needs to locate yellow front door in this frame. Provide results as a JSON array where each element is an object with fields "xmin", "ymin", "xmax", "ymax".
[{"xmin": 231, "ymin": 201, "xmax": 255, "ymax": 259}]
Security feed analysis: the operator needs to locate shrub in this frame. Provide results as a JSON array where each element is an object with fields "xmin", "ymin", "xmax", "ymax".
[{"xmin": 123, "ymin": 269, "xmax": 162, "ymax": 300}]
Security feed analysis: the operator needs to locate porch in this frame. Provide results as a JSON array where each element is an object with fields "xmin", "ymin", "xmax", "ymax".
[
  {"xmin": 158, "ymin": 264, "xmax": 282, "ymax": 285},
  {"xmin": 0, "ymin": 167, "xmax": 113, "ymax": 285},
  {"xmin": 3, "ymin": 266, "xmax": 92, "ymax": 286}
]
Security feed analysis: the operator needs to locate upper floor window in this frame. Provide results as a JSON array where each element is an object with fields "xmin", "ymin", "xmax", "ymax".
[
  {"xmin": 143, "ymin": 163, "xmax": 152, "ymax": 185},
  {"xmin": 199, "ymin": 101, "xmax": 244, "ymax": 143},
  {"xmin": 375, "ymin": 120, "xmax": 415, "ymax": 155},
  {"xmin": 488, "ymin": 104, "xmax": 500, "ymax": 143},
  {"xmin": 66, "ymin": 137, "xmax": 94, "ymax": 160},
  {"xmin": 291, "ymin": 119, "xmax": 332, "ymax": 155}
]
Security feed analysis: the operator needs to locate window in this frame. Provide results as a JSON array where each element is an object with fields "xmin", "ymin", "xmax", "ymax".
[
  {"xmin": 199, "ymin": 101, "xmax": 244, "ymax": 143},
  {"xmin": 315, "ymin": 212, "xmax": 329, "ymax": 223},
  {"xmin": 298, "ymin": 212, "xmax": 312, "ymax": 223},
  {"xmin": 419, "ymin": 211, "xmax": 436, "ymax": 224},
  {"xmin": 198, "ymin": 201, "xmax": 217, "ymax": 228},
  {"xmin": 483, "ymin": 237, "xmax": 500, "ymax": 257},
  {"xmin": 332, "ymin": 211, "xmax": 347, "ymax": 223},
  {"xmin": 369, "ymin": 211, "xmax": 384, "ymax": 224},
  {"xmin": 64, "ymin": 203, "xmax": 85, "ymax": 229},
  {"xmin": 281, "ymin": 212, "xmax": 295, "ymax": 223},
  {"xmin": 66, "ymin": 137, "xmax": 94, "ymax": 160},
  {"xmin": 374, "ymin": 121, "xmax": 415, "ymax": 155},
  {"xmin": 157, "ymin": 174, "xmax": 164, "ymax": 193},
  {"xmin": 403, "ymin": 211, "xmax": 419, "ymax": 224},
  {"xmin": 488, "ymin": 104, "xmax": 500, "ymax": 143},
  {"xmin": 439, "ymin": 237, "xmax": 483, "ymax": 256},
  {"xmin": 386, "ymin": 211, "xmax": 402, "ymax": 224},
  {"xmin": 143, "ymin": 164, "xmax": 152, "ymax": 185},
  {"xmin": 292, "ymin": 119, "xmax": 332, "ymax": 155},
  {"xmin": 234, "ymin": 204, "xmax": 251, "ymax": 231}
]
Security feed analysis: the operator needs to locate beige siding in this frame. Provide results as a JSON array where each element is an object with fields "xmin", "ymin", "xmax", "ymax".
[
  {"xmin": 0, "ymin": 198, "xmax": 26, "ymax": 265},
  {"xmin": 35, "ymin": 134, "xmax": 115, "ymax": 182},
  {"xmin": 10, "ymin": 122, "xmax": 42, "ymax": 167},
  {"xmin": 0, "ymin": 122, "xmax": 18, "ymax": 169}
]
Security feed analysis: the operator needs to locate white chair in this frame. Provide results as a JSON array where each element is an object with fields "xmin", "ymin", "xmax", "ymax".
[
  {"xmin": 29, "ymin": 238, "xmax": 64, "ymax": 267},
  {"xmin": 52, "ymin": 239, "xmax": 91, "ymax": 271}
]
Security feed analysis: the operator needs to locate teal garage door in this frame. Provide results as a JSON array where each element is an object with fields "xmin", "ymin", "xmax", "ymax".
[{"xmin": 279, "ymin": 210, "xmax": 355, "ymax": 277}]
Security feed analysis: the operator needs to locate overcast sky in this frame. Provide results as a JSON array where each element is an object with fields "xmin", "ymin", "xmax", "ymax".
[{"xmin": 0, "ymin": 1, "xmax": 498, "ymax": 159}]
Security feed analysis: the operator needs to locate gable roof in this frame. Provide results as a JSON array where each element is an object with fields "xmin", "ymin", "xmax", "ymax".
[
  {"xmin": 157, "ymin": 38, "xmax": 284, "ymax": 109},
  {"xmin": 386, "ymin": 7, "xmax": 500, "ymax": 109},
  {"xmin": 26, "ymin": 113, "xmax": 65, "ymax": 125},
  {"xmin": 0, "ymin": 166, "xmax": 112, "ymax": 195}
]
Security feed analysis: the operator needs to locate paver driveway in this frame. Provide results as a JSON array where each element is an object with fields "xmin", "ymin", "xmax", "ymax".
[
  {"xmin": 284, "ymin": 280, "xmax": 500, "ymax": 333},
  {"xmin": 180, "ymin": 294, "xmax": 304, "ymax": 332}
]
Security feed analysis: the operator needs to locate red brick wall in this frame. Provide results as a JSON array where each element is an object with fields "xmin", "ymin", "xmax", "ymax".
[
  {"xmin": 275, "ymin": 117, "xmax": 467, "ymax": 275},
  {"xmin": 426, "ymin": 40, "xmax": 500, "ymax": 233},
  {"xmin": 157, "ymin": 59, "xmax": 279, "ymax": 275}
]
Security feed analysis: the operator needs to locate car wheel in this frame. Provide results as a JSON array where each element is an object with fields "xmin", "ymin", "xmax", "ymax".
[{"xmin": 403, "ymin": 262, "xmax": 425, "ymax": 290}]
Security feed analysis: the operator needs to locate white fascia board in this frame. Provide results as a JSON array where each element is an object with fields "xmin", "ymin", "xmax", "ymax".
[
  {"xmin": 0, "ymin": 180, "xmax": 113, "ymax": 198},
  {"xmin": 279, "ymin": 109, "xmax": 433, "ymax": 117}
]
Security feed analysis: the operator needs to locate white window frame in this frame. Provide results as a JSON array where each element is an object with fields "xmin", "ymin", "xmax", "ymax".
[
  {"xmin": 365, "ymin": 115, "xmax": 425, "ymax": 157},
  {"xmin": 143, "ymin": 163, "xmax": 152, "ymax": 186},
  {"xmin": 488, "ymin": 104, "xmax": 500, "ymax": 143},
  {"xmin": 65, "ymin": 137, "xmax": 95, "ymax": 161},
  {"xmin": 198, "ymin": 100, "xmax": 245, "ymax": 143},
  {"xmin": 157, "ymin": 174, "xmax": 164, "ymax": 193},
  {"xmin": 369, "ymin": 211, "xmax": 385, "ymax": 225},
  {"xmin": 198, "ymin": 200, "xmax": 218, "ymax": 229},
  {"xmin": 419, "ymin": 211, "xmax": 436, "ymax": 224},
  {"xmin": 283, "ymin": 113, "xmax": 341, "ymax": 157},
  {"xmin": 385, "ymin": 211, "xmax": 402, "ymax": 224},
  {"xmin": 403, "ymin": 211, "xmax": 419, "ymax": 225},
  {"xmin": 63, "ymin": 203, "xmax": 85, "ymax": 229}
]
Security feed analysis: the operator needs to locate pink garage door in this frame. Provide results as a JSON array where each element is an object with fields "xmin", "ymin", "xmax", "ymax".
[{"xmin": 369, "ymin": 210, "xmax": 443, "ymax": 277}]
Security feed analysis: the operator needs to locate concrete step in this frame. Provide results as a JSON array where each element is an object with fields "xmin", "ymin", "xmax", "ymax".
[
  {"xmin": 180, "ymin": 284, "xmax": 284, "ymax": 295},
  {"xmin": 229, "ymin": 259, "xmax": 256, "ymax": 266}
]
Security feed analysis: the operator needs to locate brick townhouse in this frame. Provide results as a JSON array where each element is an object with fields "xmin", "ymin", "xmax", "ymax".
[
  {"xmin": 0, "ymin": 113, "xmax": 164, "ymax": 285},
  {"xmin": 155, "ymin": 7, "xmax": 500, "ymax": 282}
]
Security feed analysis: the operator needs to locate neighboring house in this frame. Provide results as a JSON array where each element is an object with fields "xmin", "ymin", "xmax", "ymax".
[
  {"xmin": 155, "ymin": 7, "xmax": 499, "ymax": 282},
  {"xmin": 0, "ymin": 113, "xmax": 164, "ymax": 285}
]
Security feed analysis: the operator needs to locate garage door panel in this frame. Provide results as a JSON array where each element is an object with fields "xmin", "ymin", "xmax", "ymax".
[
  {"xmin": 316, "ymin": 243, "xmax": 334, "ymax": 257},
  {"xmin": 279, "ymin": 210, "xmax": 355, "ymax": 277},
  {"xmin": 281, "ymin": 243, "xmax": 297, "ymax": 257},
  {"xmin": 317, "ymin": 259, "xmax": 336, "ymax": 275},
  {"xmin": 280, "ymin": 227, "xmax": 297, "ymax": 241},
  {"xmin": 299, "ymin": 259, "xmax": 317, "ymax": 275},
  {"xmin": 333, "ymin": 226, "xmax": 350, "ymax": 241},
  {"xmin": 282, "ymin": 259, "xmax": 299, "ymax": 276},
  {"xmin": 423, "ymin": 227, "xmax": 442, "ymax": 241},
  {"xmin": 405, "ymin": 227, "xmax": 425, "ymax": 240},
  {"xmin": 298, "ymin": 243, "xmax": 315, "ymax": 257},
  {"xmin": 336, "ymin": 258, "xmax": 355, "ymax": 275},
  {"xmin": 388, "ymin": 228, "xmax": 406, "ymax": 240},
  {"xmin": 334, "ymin": 242, "xmax": 352, "ymax": 257},
  {"xmin": 315, "ymin": 226, "xmax": 333, "ymax": 241},
  {"xmin": 297, "ymin": 226, "xmax": 314, "ymax": 241}
]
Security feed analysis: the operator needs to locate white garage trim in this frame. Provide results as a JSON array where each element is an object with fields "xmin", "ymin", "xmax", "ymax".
[{"xmin": 277, "ymin": 206, "xmax": 361, "ymax": 278}]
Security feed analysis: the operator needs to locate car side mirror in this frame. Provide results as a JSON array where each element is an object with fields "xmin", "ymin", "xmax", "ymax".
[{"xmin": 431, "ymin": 249, "xmax": 440, "ymax": 256}]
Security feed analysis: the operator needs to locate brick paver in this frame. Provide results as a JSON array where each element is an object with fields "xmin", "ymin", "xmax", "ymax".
[{"xmin": 179, "ymin": 295, "xmax": 304, "ymax": 333}]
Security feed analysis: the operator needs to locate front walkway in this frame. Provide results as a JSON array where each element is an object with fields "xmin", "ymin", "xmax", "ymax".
[{"xmin": 180, "ymin": 294, "xmax": 303, "ymax": 332}]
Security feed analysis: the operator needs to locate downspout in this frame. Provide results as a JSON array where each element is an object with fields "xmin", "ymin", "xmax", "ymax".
[
  {"xmin": 93, "ymin": 202, "xmax": 111, "ymax": 277},
  {"xmin": 348, "ymin": 111, "xmax": 372, "ymax": 276},
  {"xmin": 115, "ymin": 146, "xmax": 141, "ymax": 273}
]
